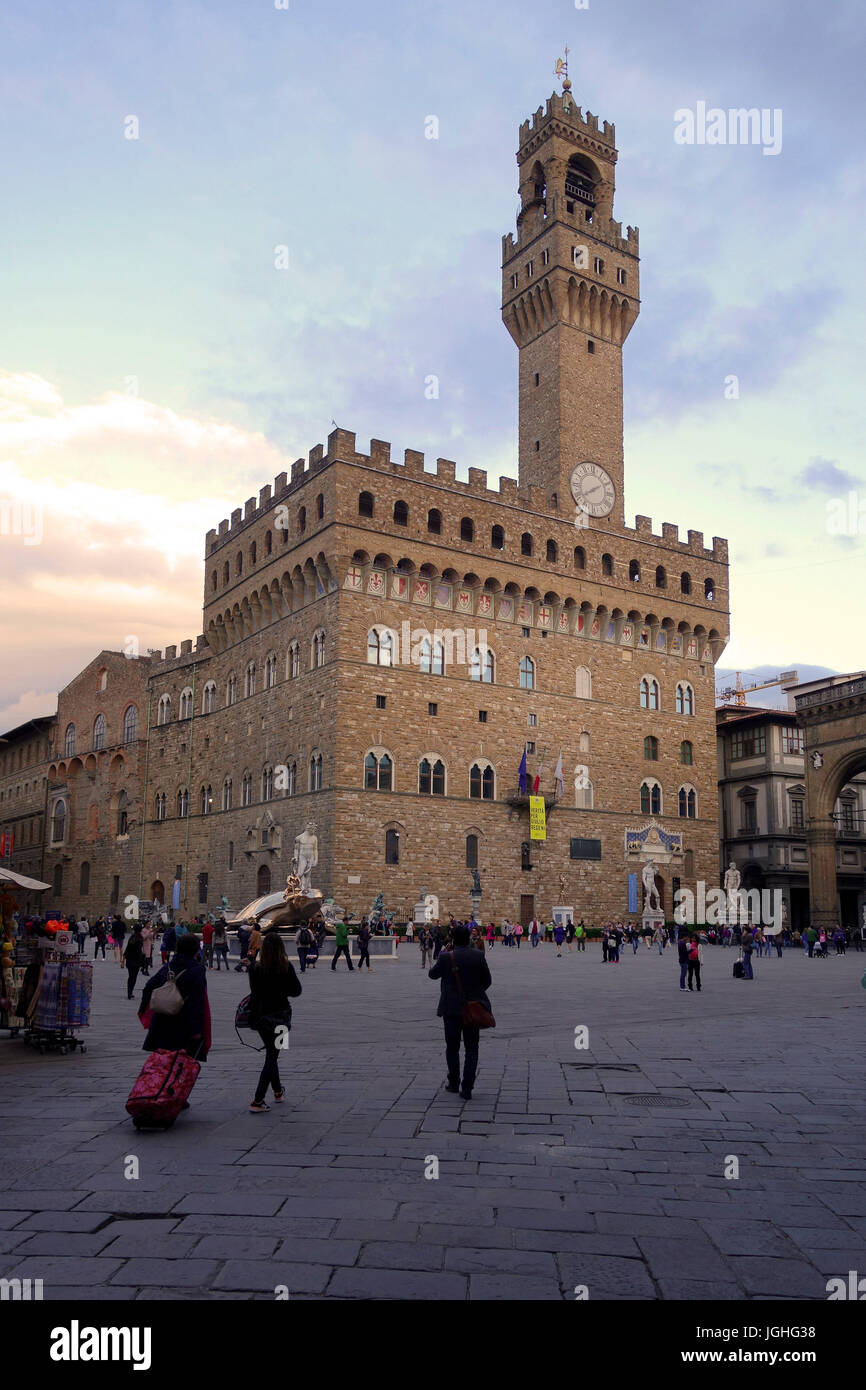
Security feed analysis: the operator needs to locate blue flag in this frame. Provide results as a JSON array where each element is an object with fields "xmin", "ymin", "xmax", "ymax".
[{"xmin": 518, "ymin": 747, "xmax": 527, "ymax": 796}]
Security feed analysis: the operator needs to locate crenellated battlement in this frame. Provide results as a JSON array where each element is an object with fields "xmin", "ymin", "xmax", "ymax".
[
  {"xmin": 205, "ymin": 427, "xmax": 727, "ymax": 568},
  {"xmin": 502, "ymin": 212, "xmax": 638, "ymax": 259},
  {"xmin": 518, "ymin": 93, "xmax": 616, "ymax": 152},
  {"xmin": 148, "ymin": 636, "xmax": 210, "ymax": 670}
]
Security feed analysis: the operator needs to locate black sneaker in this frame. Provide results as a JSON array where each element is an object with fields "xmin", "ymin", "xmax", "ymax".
[
  {"xmin": 460, "ymin": 1088, "xmax": 473, "ymax": 1101},
  {"xmin": 444, "ymin": 1081, "xmax": 460, "ymax": 1093}
]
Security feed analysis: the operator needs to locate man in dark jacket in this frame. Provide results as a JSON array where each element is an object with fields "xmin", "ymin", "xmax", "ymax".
[
  {"xmin": 677, "ymin": 932, "xmax": 690, "ymax": 991},
  {"xmin": 428, "ymin": 925, "xmax": 493, "ymax": 1101}
]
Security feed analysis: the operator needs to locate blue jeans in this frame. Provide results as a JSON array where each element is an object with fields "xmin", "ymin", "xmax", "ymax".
[{"xmin": 679, "ymin": 962, "xmax": 688, "ymax": 989}]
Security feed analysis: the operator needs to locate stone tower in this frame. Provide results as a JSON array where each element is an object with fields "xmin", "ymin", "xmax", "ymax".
[{"xmin": 501, "ymin": 84, "xmax": 640, "ymax": 526}]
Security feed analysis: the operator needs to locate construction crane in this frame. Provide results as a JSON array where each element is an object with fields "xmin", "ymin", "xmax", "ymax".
[{"xmin": 716, "ymin": 669, "xmax": 799, "ymax": 708}]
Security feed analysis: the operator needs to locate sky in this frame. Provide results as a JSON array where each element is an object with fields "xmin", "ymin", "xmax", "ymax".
[{"xmin": 2, "ymin": 0, "xmax": 864, "ymax": 729}]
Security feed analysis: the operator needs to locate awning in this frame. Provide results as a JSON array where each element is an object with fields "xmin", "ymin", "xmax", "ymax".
[{"xmin": 0, "ymin": 867, "xmax": 52, "ymax": 891}]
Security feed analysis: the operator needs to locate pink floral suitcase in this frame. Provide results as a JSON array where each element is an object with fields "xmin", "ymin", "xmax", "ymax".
[{"xmin": 126, "ymin": 1048, "xmax": 200, "ymax": 1129}]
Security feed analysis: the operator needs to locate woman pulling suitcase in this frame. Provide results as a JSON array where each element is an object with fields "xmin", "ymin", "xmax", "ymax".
[{"xmin": 127, "ymin": 935, "xmax": 211, "ymax": 1128}]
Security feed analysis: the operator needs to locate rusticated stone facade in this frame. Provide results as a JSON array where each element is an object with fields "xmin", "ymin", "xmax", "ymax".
[{"xmin": 6, "ymin": 87, "xmax": 730, "ymax": 926}]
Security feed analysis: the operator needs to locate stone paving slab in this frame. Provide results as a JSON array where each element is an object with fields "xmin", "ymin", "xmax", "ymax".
[{"xmin": 1, "ymin": 943, "xmax": 864, "ymax": 1300}]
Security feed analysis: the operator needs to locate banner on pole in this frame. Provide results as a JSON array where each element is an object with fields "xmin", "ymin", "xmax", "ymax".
[
  {"xmin": 627, "ymin": 872, "xmax": 638, "ymax": 914},
  {"xmin": 529, "ymin": 796, "xmax": 547, "ymax": 841}
]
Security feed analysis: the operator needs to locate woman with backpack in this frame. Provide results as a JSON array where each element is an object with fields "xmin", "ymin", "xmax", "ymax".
[
  {"xmin": 248, "ymin": 931, "xmax": 302, "ymax": 1113},
  {"xmin": 687, "ymin": 935, "xmax": 702, "ymax": 992},
  {"xmin": 212, "ymin": 918, "xmax": 229, "ymax": 970}
]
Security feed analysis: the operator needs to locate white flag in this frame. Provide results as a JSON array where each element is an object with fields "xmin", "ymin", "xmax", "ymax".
[{"xmin": 553, "ymin": 751, "xmax": 564, "ymax": 798}]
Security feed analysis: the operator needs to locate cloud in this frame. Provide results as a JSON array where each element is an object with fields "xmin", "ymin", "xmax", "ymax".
[{"xmin": 797, "ymin": 456, "xmax": 861, "ymax": 493}]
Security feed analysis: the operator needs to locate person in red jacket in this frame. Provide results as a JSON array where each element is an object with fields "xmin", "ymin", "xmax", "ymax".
[{"xmin": 201, "ymin": 919, "xmax": 215, "ymax": 970}]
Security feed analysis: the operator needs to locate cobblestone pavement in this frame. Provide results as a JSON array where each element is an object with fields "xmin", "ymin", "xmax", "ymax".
[{"xmin": 1, "ymin": 941, "xmax": 864, "ymax": 1300}]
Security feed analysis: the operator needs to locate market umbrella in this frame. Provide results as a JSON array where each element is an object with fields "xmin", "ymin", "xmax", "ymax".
[{"xmin": 0, "ymin": 867, "xmax": 51, "ymax": 891}]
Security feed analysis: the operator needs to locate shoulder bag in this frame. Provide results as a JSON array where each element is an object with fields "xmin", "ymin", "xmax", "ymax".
[
  {"xmin": 450, "ymin": 953, "xmax": 495, "ymax": 1030},
  {"xmin": 149, "ymin": 970, "xmax": 186, "ymax": 1016}
]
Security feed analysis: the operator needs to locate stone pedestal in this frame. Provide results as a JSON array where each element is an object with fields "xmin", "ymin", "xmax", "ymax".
[{"xmin": 642, "ymin": 908, "xmax": 666, "ymax": 935}]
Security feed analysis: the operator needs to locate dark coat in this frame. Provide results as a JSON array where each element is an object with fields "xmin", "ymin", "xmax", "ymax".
[
  {"xmin": 139, "ymin": 955, "xmax": 209, "ymax": 1060},
  {"xmin": 248, "ymin": 960, "xmax": 302, "ymax": 1026},
  {"xmin": 428, "ymin": 946, "xmax": 492, "ymax": 1019}
]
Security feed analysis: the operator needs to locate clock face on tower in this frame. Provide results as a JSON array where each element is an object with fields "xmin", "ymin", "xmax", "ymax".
[{"xmin": 569, "ymin": 462, "xmax": 615, "ymax": 518}]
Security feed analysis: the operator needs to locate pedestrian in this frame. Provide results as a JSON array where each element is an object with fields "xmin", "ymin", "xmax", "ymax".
[
  {"xmin": 76, "ymin": 916, "xmax": 89, "ymax": 955},
  {"xmin": 122, "ymin": 926, "xmax": 146, "ymax": 999},
  {"xmin": 428, "ymin": 923, "xmax": 493, "ymax": 1101},
  {"xmin": 833, "ymin": 927, "xmax": 846, "ymax": 956},
  {"xmin": 653, "ymin": 925, "xmax": 666, "ymax": 956},
  {"xmin": 677, "ymin": 932, "xmax": 690, "ymax": 991},
  {"xmin": 331, "ymin": 918, "xmax": 354, "ymax": 972},
  {"xmin": 161, "ymin": 923, "xmax": 177, "ymax": 964},
  {"xmin": 741, "ymin": 927, "xmax": 755, "ymax": 979},
  {"xmin": 631, "ymin": 925, "xmax": 640, "ymax": 955},
  {"xmin": 419, "ymin": 927, "xmax": 433, "ymax": 969},
  {"xmin": 248, "ymin": 930, "xmax": 302, "ymax": 1113},
  {"xmin": 486, "ymin": 922, "xmax": 495, "ymax": 948},
  {"xmin": 608, "ymin": 929, "xmax": 620, "ymax": 965},
  {"xmin": 246, "ymin": 925, "xmax": 262, "ymax": 971},
  {"xmin": 357, "ymin": 920, "xmax": 372, "ymax": 972},
  {"xmin": 806, "ymin": 925, "xmax": 817, "ymax": 958},
  {"xmin": 469, "ymin": 926, "xmax": 486, "ymax": 954},
  {"xmin": 774, "ymin": 931, "xmax": 783, "ymax": 959},
  {"xmin": 554, "ymin": 921, "xmax": 565, "ymax": 957},
  {"xmin": 93, "ymin": 918, "xmax": 108, "ymax": 960},
  {"xmin": 601, "ymin": 927, "xmax": 609, "ymax": 963},
  {"xmin": 530, "ymin": 919, "xmax": 539, "ymax": 949},
  {"xmin": 138, "ymin": 934, "xmax": 211, "ymax": 1078},
  {"xmin": 140, "ymin": 922, "xmax": 154, "ymax": 975},
  {"xmin": 201, "ymin": 919, "xmax": 214, "ymax": 969},
  {"xmin": 514, "ymin": 921, "xmax": 523, "ymax": 950},
  {"xmin": 687, "ymin": 935, "xmax": 702, "ymax": 992},
  {"xmin": 575, "ymin": 919, "xmax": 586, "ymax": 952},
  {"xmin": 565, "ymin": 918, "xmax": 575, "ymax": 953},
  {"xmin": 296, "ymin": 922, "xmax": 313, "ymax": 973}
]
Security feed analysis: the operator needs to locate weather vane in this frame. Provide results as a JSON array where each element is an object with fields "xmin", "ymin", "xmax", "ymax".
[{"xmin": 554, "ymin": 45, "xmax": 572, "ymax": 92}]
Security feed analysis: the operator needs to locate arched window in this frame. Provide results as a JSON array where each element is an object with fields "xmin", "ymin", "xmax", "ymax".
[
  {"xmin": 288, "ymin": 643, "xmax": 300, "ymax": 679},
  {"xmin": 575, "ymin": 767, "xmax": 593, "ymax": 810},
  {"xmin": 155, "ymin": 792, "xmax": 166, "ymax": 821},
  {"xmin": 123, "ymin": 705, "xmax": 137, "ymax": 743},
  {"xmin": 242, "ymin": 771, "xmax": 253, "ymax": 807},
  {"xmin": 655, "ymin": 565, "xmax": 666, "ymax": 589},
  {"xmin": 223, "ymin": 561, "xmax": 230, "ymax": 585},
  {"xmin": 520, "ymin": 656, "xmax": 535, "ymax": 690},
  {"xmin": 226, "ymin": 674, "xmax": 237, "ymax": 706},
  {"xmin": 521, "ymin": 532, "xmax": 533, "ymax": 556},
  {"xmin": 367, "ymin": 628, "xmax": 393, "ymax": 667},
  {"xmin": 64, "ymin": 724, "xmax": 76, "ymax": 757},
  {"xmin": 359, "ymin": 491, "xmax": 374, "ymax": 518},
  {"xmin": 579, "ymin": 730, "xmax": 590, "ymax": 754},
  {"xmin": 644, "ymin": 735, "xmax": 659, "ymax": 761},
  {"xmin": 310, "ymin": 753, "xmax": 323, "ymax": 791},
  {"xmin": 676, "ymin": 682, "xmax": 695, "ymax": 716},
  {"xmin": 546, "ymin": 539, "xmax": 558, "ymax": 563},
  {"xmin": 419, "ymin": 638, "xmax": 445, "ymax": 676},
  {"xmin": 681, "ymin": 571, "xmax": 692, "ymax": 595},
  {"xmin": 574, "ymin": 546, "xmax": 585, "ymax": 570},
  {"xmin": 51, "ymin": 799, "xmax": 67, "ymax": 843},
  {"xmin": 385, "ymin": 829, "xmax": 400, "ymax": 865},
  {"xmin": 491, "ymin": 524, "xmax": 504, "ymax": 550},
  {"xmin": 116, "ymin": 791, "xmax": 128, "ymax": 835},
  {"xmin": 222, "ymin": 778, "xmax": 232, "ymax": 811},
  {"xmin": 245, "ymin": 663, "xmax": 256, "ymax": 698},
  {"xmin": 418, "ymin": 758, "xmax": 446, "ymax": 795},
  {"xmin": 575, "ymin": 666, "xmax": 592, "ymax": 699},
  {"xmin": 236, "ymin": 552, "xmax": 243, "ymax": 576},
  {"xmin": 364, "ymin": 751, "xmax": 393, "ymax": 791},
  {"xmin": 200, "ymin": 784, "xmax": 213, "ymax": 815},
  {"xmin": 704, "ymin": 577, "xmax": 715, "ymax": 600},
  {"xmin": 678, "ymin": 785, "xmax": 697, "ymax": 819},
  {"xmin": 265, "ymin": 529, "xmax": 272, "ymax": 555},
  {"xmin": 92, "ymin": 714, "xmax": 106, "ymax": 751},
  {"xmin": 640, "ymin": 677, "xmax": 660, "ymax": 711},
  {"xmin": 460, "ymin": 516, "xmax": 474, "ymax": 542},
  {"xmin": 428, "ymin": 508, "xmax": 442, "ymax": 534},
  {"xmin": 602, "ymin": 553, "xmax": 614, "ymax": 576},
  {"xmin": 250, "ymin": 540, "xmax": 257, "ymax": 564},
  {"xmin": 640, "ymin": 780, "xmax": 662, "ymax": 816},
  {"xmin": 52, "ymin": 863, "xmax": 63, "ymax": 897},
  {"xmin": 466, "ymin": 833, "xmax": 479, "ymax": 868},
  {"xmin": 264, "ymin": 653, "xmax": 277, "ymax": 689},
  {"xmin": 179, "ymin": 688, "xmax": 193, "ymax": 720},
  {"xmin": 257, "ymin": 864, "xmax": 271, "ymax": 896},
  {"xmin": 394, "ymin": 500, "xmax": 408, "ymax": 526},
  {"xmin": 680, "ymin": 740, "xmax": 694, "ymax": 766},
  {"xmin": 471, "ymin": 647, "xmax": 494, "ymax": 683},
  {"xmin": 312, "ymin": 630, "xmax": 326, "ymax": 668},
  {"xmin": 262, "ymin": 766, "xmax": 274, "ymax": 801},
  {"xmin": 298, "ymin": 507, "xmax": 306, "ymax": 534},
  {"xmin": 98, "ymin": 668, "xmax": 108, "ymax": 691},
  {"xmin": 470, "ymin": 762, "xmax": 495, "ymax": 800},
  {"xmin": 629, "ymin": 560, "xmax": 640, "ymax": 582},
  {"xmin": 177, "ymin": 788, "xmax": 189, "ymax": 818},
  {"xmin": 316, "ymin": 493, "xmax": 324, "ymax": 521},
  {"xmin": 286, "ymin": 761, "xmax": 297, "ymax": 796},
  {"xmin": 203, "ymin": 681, "xmax": 216, "ymax": 713}
]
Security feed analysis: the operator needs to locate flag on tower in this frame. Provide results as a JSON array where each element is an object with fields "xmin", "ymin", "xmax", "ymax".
[
  {"xmin": 553, "ymin": 751, "xmax": 564, "ymax": 799},
  {"xmin": 518, "ymin": 747, "xmax": 527, "ymax": 796},
  {"xmin": 533, "ymin": 746, "xmax": 547, "ymax": 794}
]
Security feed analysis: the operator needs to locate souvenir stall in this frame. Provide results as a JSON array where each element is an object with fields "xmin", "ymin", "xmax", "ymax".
[{"xmin": 0, "ymin": 868, "xmax": 91, "ymax": 1054}]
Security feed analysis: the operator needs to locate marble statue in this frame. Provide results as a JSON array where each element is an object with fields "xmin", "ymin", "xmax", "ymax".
[
  {"xmin": 642, "ymin": 860, "xmax": 661, "ymax": 912},
  {"xmin": 724, "ymin": 861, "xmax": 741, "ymax": 922},
  {"xmin": 292, "ymin": 822, "xmax": 318, "ymax": 894}
]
